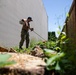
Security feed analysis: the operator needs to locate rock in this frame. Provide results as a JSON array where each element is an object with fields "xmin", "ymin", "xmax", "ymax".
[
  {"xmin": 31, "ymin": 45, "xmax": 44, "ymax": 58},
  {"xmin": 0, "ymin": 46, "xmax": 17, "ymax": 52}
]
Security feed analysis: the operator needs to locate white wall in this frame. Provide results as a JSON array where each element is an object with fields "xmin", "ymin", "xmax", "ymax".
[{"xmin": 0, "ymin": 0, "xmax": 48, "ymax": 47}]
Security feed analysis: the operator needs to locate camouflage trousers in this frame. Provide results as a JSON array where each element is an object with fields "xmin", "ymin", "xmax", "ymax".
[{"xmin": 19, "ymin": 29, "xmax": 29, "ymax": 48}]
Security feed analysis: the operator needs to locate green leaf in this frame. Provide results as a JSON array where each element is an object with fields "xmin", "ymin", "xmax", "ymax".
[
  {"xmin": 0, "ymin": 61, "xmax": 16, "ymax": 67},
  {"xmin": 58, "ymin": 52, "xmax": 65, "ymax": 57},
  {"xmin": 46, "ymin": 52, "xmax": 65, "ymax": 66},
  {"xmin": 46, "ymin": 65, "xmax": 55, "ymax": 70},
  {"xmin": 46, "ymin": 56, "xmax": 57, "ymax": 66},
  {"xmin": 44, "ymin": 49, "xmax": 56, "ymax": 53},
  {"xmin": 55, "ymin": 61, "xmax": 61, "ymax": 70},
  {"xmin": 44, "ymin": 49, "xmax": 57, "ymax": 57},
  {"xmin": 66, "ymin": 13, "xmax": 69, "ymax": 17},
  {"xmin": 55, "ymin": 47, "xmax": 61, "ymax": 51},
  {"xmin": 0, "ymin": 54, "xmax": 11, "ymax": 62},
  {"xmin": 57, "ymin": 31, "xmax": 61, "ymax": 35},
  {"xmin": 61, "ymin": 35, "xmax": 66, "ymax": 40}
]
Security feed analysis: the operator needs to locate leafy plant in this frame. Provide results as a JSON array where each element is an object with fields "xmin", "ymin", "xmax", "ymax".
[
  {"xmin": 13, "ymin": 46, "xmax": 31, "ymax": 54},
  {"xmin": 43, "ymin": 32, "xmax": 76, "ymax": 75},
  {"xmin": 43, "ymin": 49, "xmax": 57, "ymax": 57},
  {"xmin": 44, "ymin": 49, "xmax": 65, "ymax": 71}
]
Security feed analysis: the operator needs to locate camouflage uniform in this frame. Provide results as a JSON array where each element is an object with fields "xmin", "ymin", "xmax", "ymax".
[
  {"xmin": 19, "ymin": 29, "xmax": 29, "ymax": 48},
  {"xmin": 19, "ymin": 17, "xmax": 33, "ymax": 49},
  {"xmin": 19, "ymin": 19, "xmax": 30, "ymax": 49}
]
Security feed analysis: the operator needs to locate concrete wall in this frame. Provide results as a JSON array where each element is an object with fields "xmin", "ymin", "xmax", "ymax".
[{"xmin": 0, "ymin": 0, "xmax": 48, "ymax": 47}]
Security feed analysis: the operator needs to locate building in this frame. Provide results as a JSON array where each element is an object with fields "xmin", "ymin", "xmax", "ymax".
[
  {"xmin": 61, "ymin": 0, "xmax": 76, "ymax": 49},
  {"xmin": 0, "ymin": 0, "xmax": 48, "ymax": 47}
]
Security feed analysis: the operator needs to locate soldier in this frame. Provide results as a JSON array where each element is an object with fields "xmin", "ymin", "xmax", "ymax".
[{"xmin": 19, "ymin": 17, "xmax": 34, "ymax": 49}]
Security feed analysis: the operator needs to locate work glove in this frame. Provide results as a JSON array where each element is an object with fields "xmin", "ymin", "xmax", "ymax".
[
  {"xmin": 30, "ymin": 28, "xmax": 34, "ymax": 31},
  {"xmin": 19, "ymin": 19, "xmax": 25, "ymax": 25}
]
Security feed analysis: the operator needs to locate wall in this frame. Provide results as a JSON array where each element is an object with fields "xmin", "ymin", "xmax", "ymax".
[
  {"xmin": 0, "ymin": 0, "xmax": 48, "ymax": 47},
  {"xmin": 62, "ymin": 0, "xmax": 76, "ymax": 49}
]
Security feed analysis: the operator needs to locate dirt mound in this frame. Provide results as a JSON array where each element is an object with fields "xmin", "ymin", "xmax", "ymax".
[{"xmin": 0, "ymin": 47, "xmax": 46, "ymax": 75}]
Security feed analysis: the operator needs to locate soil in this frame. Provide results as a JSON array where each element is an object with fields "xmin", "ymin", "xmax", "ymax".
[{"xmin": 0, "ymin": 46, "xmax": 46, "ymax": 75}]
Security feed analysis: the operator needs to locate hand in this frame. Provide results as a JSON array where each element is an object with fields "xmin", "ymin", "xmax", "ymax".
[{"xmin": 30, "ymin": 28, "xmax": 34, "ymax": 31}]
